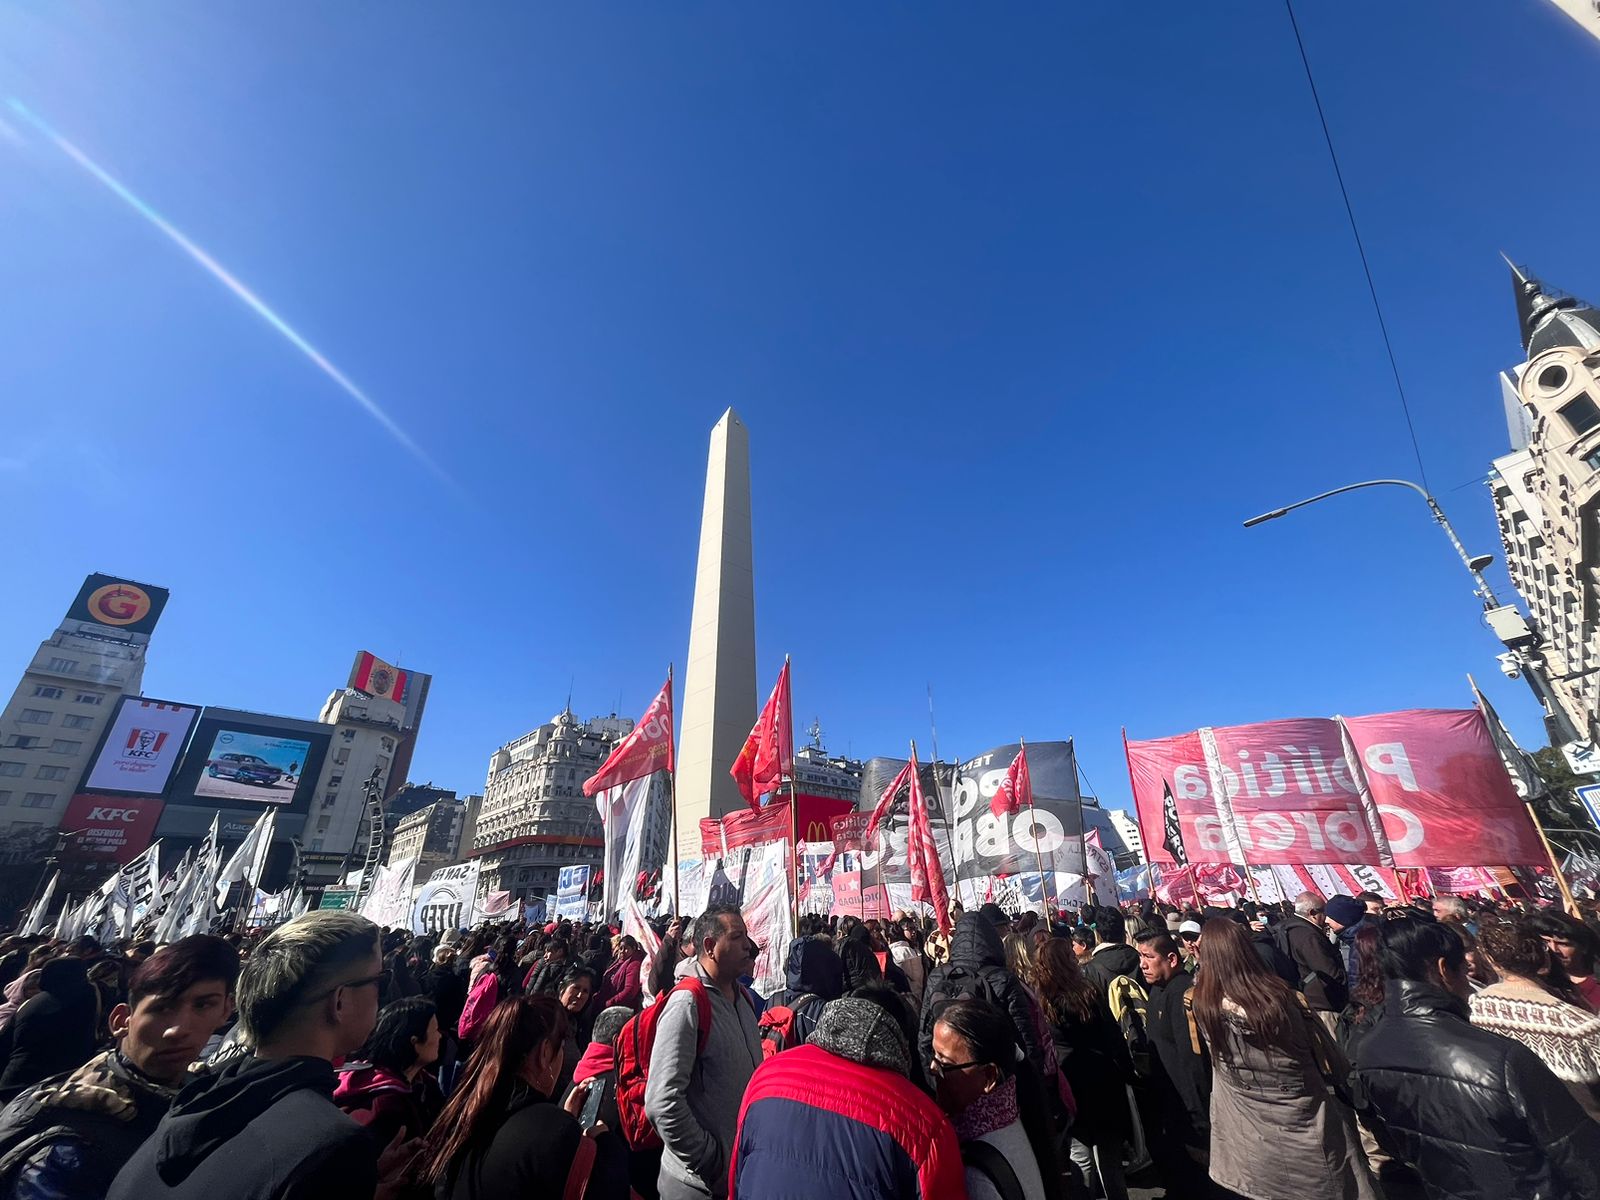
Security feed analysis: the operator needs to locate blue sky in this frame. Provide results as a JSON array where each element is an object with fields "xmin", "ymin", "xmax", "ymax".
[{"xmin": 3, "ymin": 1, "xmax": 1598, "ymax": 819}]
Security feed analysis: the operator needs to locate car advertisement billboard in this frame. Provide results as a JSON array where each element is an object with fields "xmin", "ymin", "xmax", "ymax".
[
  {"xmin": 60, "ymin": 794, "xmax": 165, "ymax": 863},
  {"xmin": 79, "ymin": 697, "xmax": 200, "ymax": 797},
  {"xmin": 193, "ymin": 728, "xmax": 313, "ymax": 805},
  {"xmin": 64, "ymin": 574, "xmax": 169, "ymax": 639},
  {"xmin": 167, "ymin": 711, "xmax": 330, "ymax": 815}
]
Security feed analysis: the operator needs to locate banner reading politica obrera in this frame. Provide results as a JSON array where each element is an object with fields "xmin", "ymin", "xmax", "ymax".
[
  {"xmin": 1125, "ymin": 709, "xmax": 1547, "ymax": 869},
  {"xmin": 411, "ymin": 861, "xmax": 481, "ymax": 935}
]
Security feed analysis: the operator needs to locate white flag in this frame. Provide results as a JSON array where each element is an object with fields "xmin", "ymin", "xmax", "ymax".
[{"xmin": 21, "ymin": 871, "xmax": 58, "ymax": 937}]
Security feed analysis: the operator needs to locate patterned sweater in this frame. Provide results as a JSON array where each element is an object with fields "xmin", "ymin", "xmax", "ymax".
[{"xmin": 1470, "ymin": 977, "xmax": 1600, "ymax": 1120}]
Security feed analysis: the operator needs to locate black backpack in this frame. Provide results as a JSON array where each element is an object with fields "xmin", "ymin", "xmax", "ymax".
[
  {"xmin": 961, "ymin": 1140, "xmax": 1026, "ymax": 1200},
  {"xmin": 918, "ymin": 964, "xmax": 1001, "ymax": 1056}
]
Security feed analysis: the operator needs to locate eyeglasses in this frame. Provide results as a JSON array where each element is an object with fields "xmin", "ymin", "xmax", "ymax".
[
  {"xmin": 1178, "ymin": 932, "xmax": 1200, "ymax": 943},
  {"xmin": 928, "ymin": 1057, "xmax": 990, "ymax": 1080}
]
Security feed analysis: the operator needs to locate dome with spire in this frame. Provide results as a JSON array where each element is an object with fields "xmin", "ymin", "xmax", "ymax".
[{"xmin": 1508, "ymin": 258, "xmax": 1600, "ymax": 357}]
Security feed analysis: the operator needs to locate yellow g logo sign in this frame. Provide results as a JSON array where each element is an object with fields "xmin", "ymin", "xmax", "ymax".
[{"xmin": 87, "ymin": 583, "xmax": 152, "ymax": 627}]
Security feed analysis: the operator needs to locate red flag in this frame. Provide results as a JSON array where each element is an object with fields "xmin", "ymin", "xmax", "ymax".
[
  {"xmin": 583, "ymin": 676, "xmax": 675, "ymax": 801},
  {"xmin": 990, "ymin": 743, "xmax": 1031, "ymax": 817},
  {"xmin": 861, "ymin": 760, "xmax": 913, "ymax": 845},
  {"xmin": 730, "ymin": 661, "xmax": 794, "ymax": 808},
  {"xmin": 351, "ymin": 651, "xmax": 408, "ymax": 703},
  {"xmin": 905, "ymin": 748, "xmax": 953, "ymax": 935}
]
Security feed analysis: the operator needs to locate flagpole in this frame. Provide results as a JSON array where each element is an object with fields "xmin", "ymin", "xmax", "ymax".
[
  {"xmin": 1069, "ymin": 737, "xmax": 1089, "ymax": 914},
  {"xmin": 785, "ymin": 656, "xmax": 799, "ymax": 927},
  {"xmin": 1526, "ymin": 800, "xmax": 1582, "ymax": 916},
  {"xmin": 669, "ymin": 664, "xmax": 681, "ymax": 917}
]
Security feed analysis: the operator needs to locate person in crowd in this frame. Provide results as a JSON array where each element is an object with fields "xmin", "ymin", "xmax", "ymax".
[
  {"xmin": 553, "ymin": 966, "xmax": 598, "ymax": 1096},
  {"xmin": 647, "ymin": 917, "xmax": 692, "ymax": 1003},
  {"xmin": 525, "ymin": 939, "xmax": 572, "ymax": 996},
  {"xmin": 1354, "ymin": 917, "xmax": 1600, "ymax": 1200},
  {"xmin": 764, "ymin": 936, "xmax": 844, "ymax": 1046},
  {"xmin": 1190, "ymin": 917, "xmax": 1378, "ymax": 1200},
  {"xmin": 1323, "ymin": 896, "xmax": 1376, "ymax": 983},
  {"xmin": 931, "ymin": 998, "xmax": 1064, "ymax": 1200},
  {"xmin": 1455, "ymin": 925, "xmax": 1497, "ymax": 991},
  {"xmin": 977, "ymin": 903, "xmax": 1012, "ymax": 941},
  {"xmin": 839, "ymin": 937, "xmax": 888, "ymax": 993},
  {"xmin": 335, "ymin": 995, "xmax": 445, "ymax": 1147},
  {"xmin": 1271, "ymin": 896, "xmax": 1347, "ymax": 1027},
  {"xmin": 1177, "ymin": 920, "xmax": 1203, "ymax": 970},
  {"xmin": 645, "ymin": 905, "xmax": 763, "ymax": 1200},
  {"xmin": 595, "ymin": 936, "xmax": 645, "ymax": 1012},
  {"xmin": 107, "ymin": 911, "xmax": 395, "ymax": 1200},
  {"xmin": 417, "ymin": 994, "xmax": 622, "ymax": 1200},
  {"xmin": 1530, "ymin": 911, "xmax": 1600, "ymax": 1012},
  {"xmin": 1135, "ymin": 928, "xmax": 1213, "ymax": 1196},
  {"xmin": 0, "ymin": 935, "xmax": 238, "ymax": 1200},
  {"xmin": 732, "ymin": 995, "xmax": 964, "ymax": 1200},
  {"xmin": 459, "ymin": 940, "xmax": 529, "ymax": 1046},
  {"xmin": 1070, "ymin": 927, "xmax": 1094, "ymax": 967},
  {"xmin": 1082, "ymin": 907, "xmax": 1139, "ymax": 992},
  {"xmin": 1035, "ymin": 937, "xmax": 1131, "ymax": 1200},
  {"xmin": 0, "ymin": 958, "xmax": 100, "ymax": 1101},
  {"xmin": 0, "ymin": 972, "xmax": 40, "ymax": 1040},
  {"xmin": 889, "ymin": 923, "xmax": 927, "ymax": 1006},
  {"xmin": 918, "ymin": 912, "xmax": 1044, "ymax": 1080},
  {"xmin": 1432, "ymin": 896, "xmax": 1470, "ymax": 925},
  {"xmin": 1470, "ymin": 917, "xmax": 1600, "ymax": 1120}
]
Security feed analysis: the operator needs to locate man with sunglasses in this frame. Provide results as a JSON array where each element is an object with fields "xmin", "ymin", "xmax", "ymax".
[{"xmin": 110, "ymin": 911, "xmax": 399, "ymax": 1200}]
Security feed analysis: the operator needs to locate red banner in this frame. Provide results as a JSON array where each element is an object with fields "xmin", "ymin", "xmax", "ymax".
[
  {"xmin": 1339, "ymin": 709, "xmax": 1547, "ymax": 868},
  {"xmin": 828, "ymin": 870, "xmax": 893, "ymax": 920},
  {"xmin": 699, "ymin": 793, "xmax": 854, "ymax": 859},
  {"xmin": 60, "ymin": 794, "xmax": 164, "ymax": 864},
  {"xmin": 583, "ymin": 676, "xmax": 674, "ymax": 799},
  {"xmin": 1127, "ymin": 709, "xmax": 1547, "ymax": 869}
]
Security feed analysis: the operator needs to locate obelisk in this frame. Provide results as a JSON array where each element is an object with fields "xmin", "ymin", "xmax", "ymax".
[{"xmin": 676, "ymin": 409, "xmax": 758, "ymax": 838}]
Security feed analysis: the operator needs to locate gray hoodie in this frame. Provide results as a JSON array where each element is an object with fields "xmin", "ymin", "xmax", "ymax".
[{"xmin": 644, "ymin": 958, "xmax": 763, "ymax": 1199}]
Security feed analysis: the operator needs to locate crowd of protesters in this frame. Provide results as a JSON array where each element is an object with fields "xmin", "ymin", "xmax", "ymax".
[{"xmin": 0, "ymin": 887, "xmax": 1594, "ymax": 1199}]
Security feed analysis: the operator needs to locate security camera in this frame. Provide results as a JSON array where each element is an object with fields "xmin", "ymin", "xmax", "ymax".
[{"xmin": 1497, "ymin": 652, "xmax": 1522, "ymax": 680}]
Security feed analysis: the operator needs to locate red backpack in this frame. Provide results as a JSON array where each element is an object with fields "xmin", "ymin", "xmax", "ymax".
[
  {"xmin": 614, "ymin": 977, "xmax": 713, "ymax": 1150},
  {"xmin": 755, "ymin": 994, "xmax": 822, "ymax": 1058}
]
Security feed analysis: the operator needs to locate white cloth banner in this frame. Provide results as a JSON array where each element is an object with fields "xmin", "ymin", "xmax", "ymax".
[
  {"xmin": 599, "ymin": 774, "xmax": 654, "ymax": 919},
  {"xmin": 411, "ymin": 861, "xmax": 481, "ymax": 935},
  {"xmin": 361, "ymin": 857, "xmax": 418, "ymax": 929}
]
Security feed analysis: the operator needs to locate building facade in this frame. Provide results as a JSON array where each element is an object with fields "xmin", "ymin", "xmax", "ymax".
[
  {"xmin": 1489, "ymin": 267, "xmax": 1600, "ymax": 746},
  {"xmin": 473, "ymin": 710, "xmax": 636, "ymax": 903},
  {"xmin": 390, "ymin": 793, "xmax": 480, "ymax": 878},
  {"xmin": 791, "ymin": 731, "xmax": 864, "ymax": 804},
  {"xmin": 1545, "ymin": 0, "xmax": 1600, "ymax": 44},
  {"xmin": 0, "ymin": 575, "xmax": 165, "ymax": 855},
  {"xmin": 1108, "ymin": 809, "xmax": 1146, "ymax": 865}
]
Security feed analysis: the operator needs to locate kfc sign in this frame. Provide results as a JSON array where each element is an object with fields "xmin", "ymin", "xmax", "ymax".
[
  {"xmin": 82, "ymin": 698, "xmax": 198, "ymax": 796},
  {"xmin": 61, "ymin": 794, "xmax": 164, "ymax": 863}
]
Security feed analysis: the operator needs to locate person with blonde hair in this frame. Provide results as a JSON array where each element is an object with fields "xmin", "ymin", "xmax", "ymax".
[{"xmin": 109, "ymin": 911, "xmax": 398, "ymax": 1200}]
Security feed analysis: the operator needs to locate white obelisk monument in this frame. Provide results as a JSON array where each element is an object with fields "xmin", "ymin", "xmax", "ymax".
[{"xmin": 676, "ymin": 409, "xmax": 758, "ymax": 845}]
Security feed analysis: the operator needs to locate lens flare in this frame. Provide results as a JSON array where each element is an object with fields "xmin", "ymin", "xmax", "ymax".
[{"xmin": 6, "ymin": 98, "xmax": 448, "ymax": 484}]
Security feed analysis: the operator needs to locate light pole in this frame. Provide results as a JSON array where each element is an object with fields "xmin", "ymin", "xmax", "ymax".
[{"xmin": 1244, "ymin": 478, "xmax": 1584, "ymax": 747}]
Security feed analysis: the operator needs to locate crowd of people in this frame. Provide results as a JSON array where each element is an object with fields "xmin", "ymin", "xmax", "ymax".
[{"xmin": 0, "ymin": 887, "xmax": 1595, "ymax": 1199}]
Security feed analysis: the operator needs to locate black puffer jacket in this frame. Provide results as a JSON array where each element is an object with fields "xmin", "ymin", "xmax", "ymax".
[
  {"xmin": 1354, "ymin": 979, "xmax": 1600, "ymax": 1200},
  {"xmin": 917, "ymin": 914, "xmax": 1043, "ymax": 1077}
]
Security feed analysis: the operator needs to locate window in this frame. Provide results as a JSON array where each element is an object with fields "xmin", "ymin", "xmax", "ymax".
[
  {"xmin": 31, "ymin": 686, "xmax": 62, "ymax": 700},
  {"xmin": 18, "ymin": 710, "xmax": 50, "ymax": 725},
  {"xmin": 4, "ymin": 737, "xmax": 38, "ymax": 751},
  {"xmin": 22, "ymin": 793, "xmax": 54, "ymax": 809},
  {"xmin": 1539, "ymin": 364, "xmax": 1570, "ymax": 391},
  {"xmin": 34, "ymin": 766, "xmax": 66, "ymax": 782},
  {"xmin": 48, "ymin": 740, "xmax": 81, "ymax": 755},
  {"xmin": 0, "ymin": 763, "xmax": 22, "ymax": 778},
  {"xmin": 335, "ymin": 748, "xmax": 350, "ymax": 765},
  {"xmin": 74, "ymin": 693, "xmax": 102, "ymax": 706},
  {"xmin": 381, "ymin": 737, "xmax": 395, "ymax": 753},
  {"xmin": 46, "ymin": 658, "xmax": 77, "ymax": 673},
  {"xmin": 60, "ymin": 715, "xmax": 92, "ymax": 730},
  {"xmin": 1585, "ymin": 447, "xmax": 1600, "ymax": 474},
  {"xmin": 1560, "ymin": 393, "xmax": 1600, "ymax": 436},
  {"xmin": 310, "ymin": 838, "xmax": 324, "ymax": 852},
  {"xmin": 0, "ymin": 793, "xmax": 9, "ymax": 807},
  {"xmin": 316, "ymin": 816, "xmax": 331, "ymax": 833},
  {"xmin": 328, "ymin": 776, "xmax": 344, "ymax": 790}
]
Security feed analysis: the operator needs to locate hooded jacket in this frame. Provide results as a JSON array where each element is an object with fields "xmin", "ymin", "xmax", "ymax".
[
  {"xmin": 1355, "ymin": 979, "xmax": 1600, "ymax": 1200},
  {"xmin": 0, "ymin": 1049, "xmax": 177, "ymax": 1200},
  {"xmin": 0, "ymin": 962, "xmax": 100, "ymax": 1101},
  {"xmin": 1080, "ymin": 942, "xmax": 1140, "ymax": 992},
  {"xmin": 917, "ymin": 914, "xmax": 1043, "ymax": 1078},
  {"xmin": 1274, "ymin": 913, "xmax": 1348, "ymax": 1012},
  {"xmin": 106, "ymin": 1055, "xmax": 377, "ymax": 1200},
  {"xmin": 333, "ymin": 1062, "xmax": 442, "ymax": 1148},
  {"xmin": 731, "ymin": 999, "xmax": 964, "ymax": 1200},
  {"xmin": 765, "ymin": 938, "xmax": 844, "ymax": 1046}
]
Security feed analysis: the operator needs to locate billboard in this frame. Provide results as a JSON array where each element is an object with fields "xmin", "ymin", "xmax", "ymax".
[
  {"xmin": 79, "ymin": 697, "xmax": 199, "ymax": 797},
  {"xmin": 60, "ymin": 794, "xmax": 164, "ymax": 864},
  {"xmin": 64, "ymin": 574, "xmax": 169, "ymax": 639},
  {"xmin": 167, "ymin": 711, "xmax": 330, "ymax": 814}
]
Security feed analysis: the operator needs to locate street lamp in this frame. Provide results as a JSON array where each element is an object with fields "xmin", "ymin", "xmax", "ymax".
[{"xmin": 1244, "ymin": 478, "xmax": 1584, "ymax": 746}]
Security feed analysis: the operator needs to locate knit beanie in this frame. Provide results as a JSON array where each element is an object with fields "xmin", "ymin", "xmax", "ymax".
[
  {"xmin": 810, "ymin": 997, "xmax": 911, "ymax": 1077},
  {"xmin": 1324, "ymin": 895, "xmax": 1366, "ymax": 929}
]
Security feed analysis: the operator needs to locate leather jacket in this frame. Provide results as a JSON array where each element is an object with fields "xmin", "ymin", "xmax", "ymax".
[{"xmin": 1354, "ymin": 979, "xmax": 1600, "ymax": 1200}]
